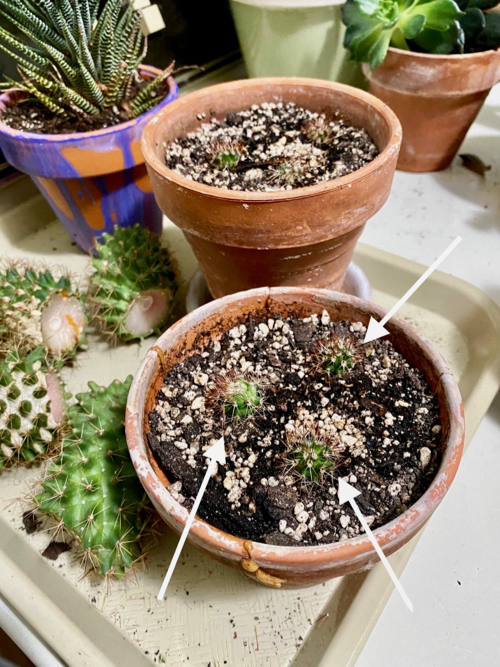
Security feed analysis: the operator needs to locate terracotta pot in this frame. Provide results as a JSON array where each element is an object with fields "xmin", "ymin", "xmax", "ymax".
[
  {"xmin": 0, "ymin": 67, "xmax": 178, "ymax": 254},
  {"xmin": 142, "ymin": 78, "xmax": 401, "ymax": 298},
  {"xmin": 125, "ymin": 287, "xmax": 465, "ymax": 589},
  {"xmin": 364, "ymin": 47, "xmax": 500, "ymax": 172}
]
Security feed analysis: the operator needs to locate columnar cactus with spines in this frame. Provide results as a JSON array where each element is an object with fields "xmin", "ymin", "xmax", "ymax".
[
  {"xmin": 0, "ymin": 265, "xmax": 87, "ymax": 361},
  {"xmin": 89, "ymin": 225, "xmax": 178, "ymax": 341},
  {"xmin": 34, "ymin": 377, "xmax": 152, "ymax": 578},
  {"xmin": 0, "ymin": 347, "xmax": 63, "ymax": 469}
]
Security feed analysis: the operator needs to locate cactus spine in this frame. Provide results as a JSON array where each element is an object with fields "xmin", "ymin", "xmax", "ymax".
[
  {"xmin": 34, "ymin": 377, "xmax": 152, "ymax": 578},
  {"xmin": 0, "ymin": 264, "xmax": 87, "ymax": 361},
  {"xmin": 90, "ymin": 225, "xmax": 178, "ymax": 341},
  {"xmin": 0, "ymin": 347, "xmax": 63, "ymax": 469}
]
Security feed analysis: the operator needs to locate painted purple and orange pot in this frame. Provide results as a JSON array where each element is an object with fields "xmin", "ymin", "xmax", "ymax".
[
  {"xmin": 0, "ymin": 66, "xmax": 178, "ymax": 254},
  {"xmin": 126, "ymin": 287, "xmax": 465, "ymax": 589}
]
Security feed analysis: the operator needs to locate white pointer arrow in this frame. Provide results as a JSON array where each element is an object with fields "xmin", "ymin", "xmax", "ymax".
[
  {"xmin": 157, "ymin": 436, "xmax": 226, "ymax": 601},
  {"xmin": 363, "ymin": 236, "xmax": 462, "ymax": 344},
  {"xmin": 338, "ymin": 478, "xmax": 413, "ymax": 612}
]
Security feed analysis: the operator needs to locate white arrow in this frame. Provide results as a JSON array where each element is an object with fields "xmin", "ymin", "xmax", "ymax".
[
  {"xmin": 363, "ymin": 236, "xmax": 462, "ymax": 344},
  {"xmin": 338, "ymin": 478, "xmax": 413, "ymax": 612},
  {"xmin": 157, "ymin": 436, "xmax": 226, "ymax": 601}
]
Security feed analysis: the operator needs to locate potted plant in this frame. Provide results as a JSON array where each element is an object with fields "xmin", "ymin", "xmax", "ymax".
[
  {"xmin": 142, "ymin": 77, "xmax": 401, "ymax": 299},
  {"xmin": 0, "ymin": 0, "xmax": 178, "ymax": 254},
  {"xmin": 342, "ymin": 0, "xmax": 500, "ymax": 171},
  {"xmin": 126, "ymin": 287, "xmax": 464, "ymax": 588},
  {"xmin": 229, "ymin": 0, "xmax": 364, "ymax": 87}
]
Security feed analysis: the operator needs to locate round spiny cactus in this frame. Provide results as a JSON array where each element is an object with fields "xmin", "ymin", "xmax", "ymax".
[
  {"xmin": 302, "ymin": 117, "xmax": 334, "ymax": 145},
  {"xmin": 208, "ymin": 372, "xmax": 262, "ymax": 420},
  {"xmin": 208, "ymin": 138, "xmax": 244, "ymax": 172},
  {"xmin": 0, "ymin": 346, "xmax": 64, "ymax": 469},
  {"xmin": 0, "ymin": 263, "xmax": 87, "ymax": 362},
  {"xmin": 89, "ymin": 225, "xmax": 178, "ymax": 341},
  {"xmin": 282, "ymin": 429, "xmax": 342, "ymax": 486},
  {"xmin": 269, "ymin": 156, "xmax": 306, "ymax": 187},
  {"xmin": 34, "ymin": 376, "xmax": 152, "ymax": 578},
  {"xmin": 316, "ymin": 333, "xmax": 360, "ymax": 377}
]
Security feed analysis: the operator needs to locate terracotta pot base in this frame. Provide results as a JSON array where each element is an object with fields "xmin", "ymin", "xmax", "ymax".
[{"xmin": 185, "ymin": 261, "xmax": 372, "ymax": 313}]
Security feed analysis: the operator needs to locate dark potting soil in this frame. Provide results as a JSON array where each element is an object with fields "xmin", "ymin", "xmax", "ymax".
[
  {"xmin": 1, "ymin": 76, "xmax": 169, "ymax": 135},
  {"xmin": 148, "ymin": 313, "xmax": 442, "ymax": 546},
  {"xmin": 165, "ymin": 102, "xmax": 379, "ymax": 191}
]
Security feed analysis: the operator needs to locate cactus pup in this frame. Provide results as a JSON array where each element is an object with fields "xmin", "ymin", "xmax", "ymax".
[{"xmin": 89, "ymin": 225, "xmax": 178, "ymax": 341}]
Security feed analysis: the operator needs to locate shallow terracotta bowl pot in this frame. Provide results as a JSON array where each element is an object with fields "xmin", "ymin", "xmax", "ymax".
[
  {"xmin": 126, "ymin": 287, "xmax": 464, "ymax": 588},
  {"xmin": 142, "ymin": 78, "xmax": 402, "ymax": 298}
]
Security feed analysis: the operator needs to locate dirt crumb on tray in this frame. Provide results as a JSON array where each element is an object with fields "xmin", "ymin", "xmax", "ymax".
[
  {"xmin": 165, "ymin": 102, "xmax": 379, "ymax": 191},
  {"xmin": 148, "ymin": 313, "xmax": 442, "ymax": 546}
]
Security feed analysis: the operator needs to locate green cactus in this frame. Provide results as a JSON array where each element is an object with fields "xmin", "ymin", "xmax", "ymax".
[
  {"xmin": 302, "ymin": 117, "xmax": 334, "ymax": 145},
  {"xmin": 89, "ymin": 225, "xmax": 178, "ymax": 341},
  {"xmin": 317, "ymin": 333, "xmax": 360, "ymax": 376},
  {"xmin": 209, "ymin": 138, "xmax": 243, "ymax": 172},
  {"xmin": 209, "ymin": 372, "xmax": 262, "ymax": 420},
  {"xmin": 283, "ymin": 430, "xmax": 342, "ymax": 486},
  {"xmin": 0, "ymin": 264, "xmax": 87, "ymax": 362},
  {"xmin": 34, "ymin": 376, "xmax": 152, "ymax": 578},
  {"xmin": 270, "ymin": 156, "xmax": 305, "ymax": 187},
  {"xmin": 0, "ymin": 347, "xmax": 63, "ymax": 469}
]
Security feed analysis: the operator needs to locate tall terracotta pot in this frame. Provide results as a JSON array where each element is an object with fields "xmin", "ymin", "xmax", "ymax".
[
  {"xmin": 364, "ymin": 47, "xmax": 500, "ymax": 172},
  {"xmin": 0, "ymin": 67, "xmax": 178, "ymax": 254},
  {"xmin": 125, "ymin": 287, "xmax": 465, "ymax": 589},
  {"xmin": 142, "ymin": 78, "xmax": 401, "ymax": 299}
]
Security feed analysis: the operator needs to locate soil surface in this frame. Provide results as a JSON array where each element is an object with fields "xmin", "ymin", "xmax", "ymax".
[
  {"xmin": 165, "ymin": 102, "xmax": 379, "ymax": 191},
  {"xmin": 148, "ymin": 313, "xmax": 442, "ymax": 546},
  {"xmin": 1, "ymin": 76, "xmax": 170, "ymax": 134}
]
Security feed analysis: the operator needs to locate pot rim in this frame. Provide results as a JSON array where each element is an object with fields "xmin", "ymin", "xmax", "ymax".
[
  {"xmin": 141, "ymin": 76, "xmax": 402, "ymax": 203},
  {"xmin": 126, "ymin": 286, "xmax": 465, "ymax": 568},
  {"xmin": 0, "ymin": 65, "xmax": 178, "ymax": 143},
  {"xmin": 386, "ymin": 45, "xmax": 500, "ymax": 62}
]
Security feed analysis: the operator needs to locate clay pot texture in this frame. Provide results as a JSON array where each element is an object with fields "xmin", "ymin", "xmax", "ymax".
[
  {"xmin": 364, "ymin": 47, "xmax": 500, "ymax": 172},
  {"xmin": 141, "ymin": 78, "xmax": 401, "ymax": 299},
  {"xmin": 126, "ymin": 287, "xmax": 465, "ymax": 589},
  {"xmin": 0, "ymin": 67, "xmax": 178, "ymax": 254}
]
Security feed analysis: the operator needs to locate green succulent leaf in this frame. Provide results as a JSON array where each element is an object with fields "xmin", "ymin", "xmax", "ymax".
[
  {"xmin": 460, "ymin": 6, "xmax": 486, "ymax": 42},
  {"xmin": 475, "ymin": 12, "xmax": 500, "ymax": 50},
  {"xmin": 343, "ymin": 0, "xmax": 464, "ymax": 69},
  {"xmin": 411, "ymin": 20, "xmax": 465, "ymax": 53}
]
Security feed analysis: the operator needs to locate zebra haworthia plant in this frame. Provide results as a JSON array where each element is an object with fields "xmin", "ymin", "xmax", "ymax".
[{"xmin": 0, "ymin": 0, "xmax": 173, "ymax": 120}]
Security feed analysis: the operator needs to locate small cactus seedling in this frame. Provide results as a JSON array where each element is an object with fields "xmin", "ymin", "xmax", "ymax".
[
  {"xmin": 208, "ymin": 137, "xmax": 244, "ymax": 171},
  {"xmin": 209, "ymin": 372, "xmax": 262, "ymax": 420},
  {"xmin": 0, "ymin": 347, "xmax": 64, "ymax": 469},
  {"xmin": 316, "ymin": 333, "xmax": 360, "ymax": 377},
  {"xmin": 0, "ymin": 264, "xmax": 87, "ymax": 361},
  {"xmin": 282, "ymin": 428, "xmax": 342, "ymax": 486},
  {"xmin": 34, "ymin": 377, "xmax": 152, "ymax": 578},
  {"xmin": 302, "ymin": 117, "xmax": 335, "ymax": 145},
  {"xmin": 89, "ymin": 225, "xmax": 178, "ymax": 341},
  {"xmin": 269, "ymin": 156, "xmax": 306, "ymax": 187}
]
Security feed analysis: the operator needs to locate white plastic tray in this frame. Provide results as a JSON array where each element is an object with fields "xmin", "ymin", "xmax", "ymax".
[{"xmin": 0, "ymin": 177, "xmax": 499, "ymax": 666}]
